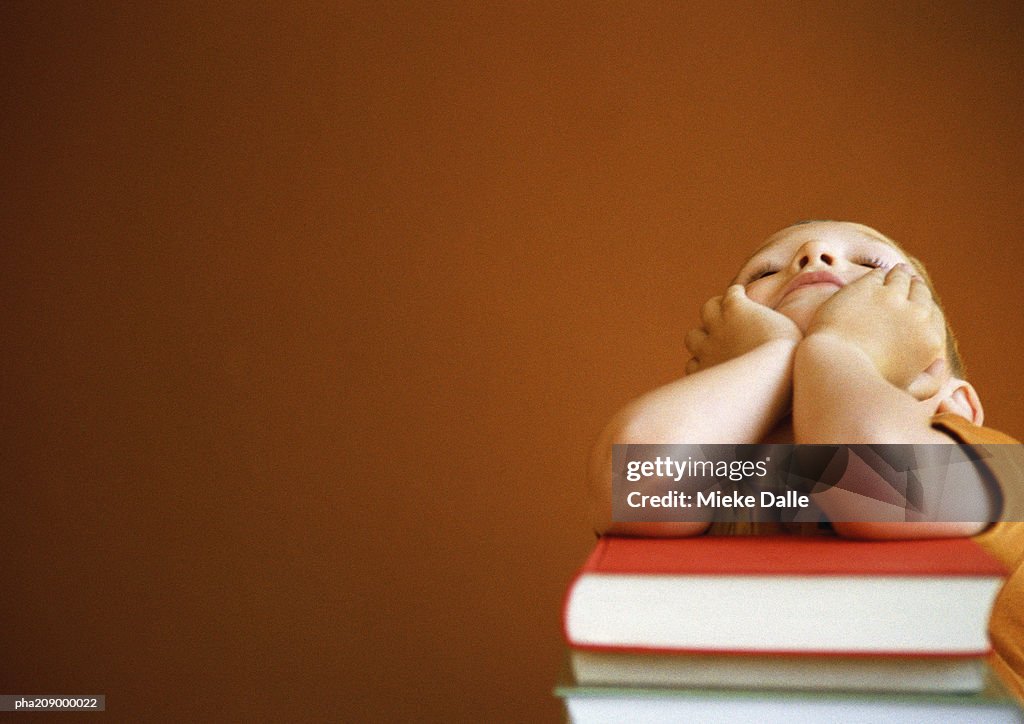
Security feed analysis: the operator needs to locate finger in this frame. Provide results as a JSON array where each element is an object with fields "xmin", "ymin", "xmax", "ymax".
[
  {"xmin": 906, "ymin": 358, "xmax": 947, "ymax": 401},
  {"xmin": 906, "ymin": 362, "xmax": 946, "ymax": 401},
  {"xmin": 685, "ymin": 358, "xmax": 700, "ymax": 375},
  {"xmin": 854, "ymin": 266, "xmax": 887, "ymax": 286},
  {"xmin": 884, "ymin": 263, "xmax": 913, "ymax": 297},
  {"xmin": 684, "ymin": 327, "xmax": 707, "ymax": 355},
  {"xmin": 908, "ymin": 275, "xmax": 933, "ymax": 304},
  {"xmin": 923, "ymin": 357, "xmax": 947, "ymax": 378},
  {"xmin": 722, "ymin": 284, "xmax": 749, "ymax": 308},
  {"xmin": 700, "ymin": 296, "xmax": 723, "ymax": 327},
  {"xmin": 906, "ymin": 374, "xmax": 943, "ymax": 401}
]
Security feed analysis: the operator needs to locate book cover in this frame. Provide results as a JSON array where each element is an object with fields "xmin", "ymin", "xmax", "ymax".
[{"xmin": 564, "ymin": 536, "xmax": 1006, "ymax": 656}]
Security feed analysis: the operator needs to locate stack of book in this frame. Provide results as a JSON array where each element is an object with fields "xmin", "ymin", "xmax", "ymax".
[{"xmin": 559, "ymin": 536, "xmax": 1022, "ymax": 722}]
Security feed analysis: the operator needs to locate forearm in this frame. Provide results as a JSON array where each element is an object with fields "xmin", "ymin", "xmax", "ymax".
[
  {"xmin": 793, "ymin": 333, "xmax": 950, "ymax": 445},
  {"xmin": 793, "ymin": 333, "xmax": 991, "ymax": 537},
  {"xmin": 588, "ymin": 339, "xmax": 796, "ymax": 535},
  {"xmin": 610, "ymin": 339, "xmax": 797, "ymax": 446}
]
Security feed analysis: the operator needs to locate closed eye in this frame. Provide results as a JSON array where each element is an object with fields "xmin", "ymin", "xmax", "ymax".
[
  {"xmin": 854, "ymin": 255, "xmax": 887, "ymax": 269},
  {"xmin": 748, "ymin": 265, "xmax": 778, "ymax": 281}
]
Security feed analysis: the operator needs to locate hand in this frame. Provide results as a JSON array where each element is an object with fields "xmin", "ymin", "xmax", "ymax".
[
  {"xmin": 806, "ymin": 264, "xmax": 946, "ymax": 397},
  {"xmin": 685, "ymin": 284, "xmax": 802, "ymax": 374}
]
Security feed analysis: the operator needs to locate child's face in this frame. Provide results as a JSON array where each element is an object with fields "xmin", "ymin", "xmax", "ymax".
[{"xmin": 734, "ymin": 221, "xmax": 914, "ymax": 333}]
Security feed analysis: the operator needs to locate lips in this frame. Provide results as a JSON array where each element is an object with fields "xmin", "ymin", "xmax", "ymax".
[{"xmin": 779, "ymin": 271, "xmax": 845, "ymax": 304}]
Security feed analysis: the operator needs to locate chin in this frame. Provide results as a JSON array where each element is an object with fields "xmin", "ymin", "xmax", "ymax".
[
  {"xmin": 777, "ymin": 306, "xmax": 817, "ymax": 334},
  {"xmin": 777, "ymin": 292, "xmax": 835, "ymax": 333}
]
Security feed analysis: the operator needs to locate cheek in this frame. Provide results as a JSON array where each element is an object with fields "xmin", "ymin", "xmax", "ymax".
[{"xmin": 848, "ymin": 267, "xmax": 874, "ymax": 283}]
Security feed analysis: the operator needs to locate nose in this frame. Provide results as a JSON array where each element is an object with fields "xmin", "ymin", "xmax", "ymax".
[{"xmin": 793, "ymin": 241, "xmax": 834, "ymax": 269}]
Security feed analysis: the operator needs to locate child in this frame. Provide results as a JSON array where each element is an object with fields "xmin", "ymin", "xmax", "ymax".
[{"xmin": 587, "ymin": 220, "xmax": 1024, "ymax": 698}]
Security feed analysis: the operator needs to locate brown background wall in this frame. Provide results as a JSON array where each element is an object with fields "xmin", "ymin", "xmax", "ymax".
[{"xmin": 3, "ymin": 2, "xmax": 1024, "ymax": 721}]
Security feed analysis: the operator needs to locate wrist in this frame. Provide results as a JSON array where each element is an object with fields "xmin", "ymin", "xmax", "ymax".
[
  {"xmin": 756, "ymin": 336, "xmax": 800, "ymax": 356},
  {"xmin": 796, "ymin": 332, "xmax": 876, "ymax": 374},
  {"xmin": 800, "ymin": 332, "xmax": 921, "ymax": 391}
]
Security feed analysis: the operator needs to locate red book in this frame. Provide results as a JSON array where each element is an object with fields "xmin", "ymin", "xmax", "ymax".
[{"xmin": 563, "ymin": 536, "xmax": 1006, "ymax": 657}]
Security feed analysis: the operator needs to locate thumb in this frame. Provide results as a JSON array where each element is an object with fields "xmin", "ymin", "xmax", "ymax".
[{"xmin": 723, "ymin": 283, "xmax": 754, "ymax": 307}]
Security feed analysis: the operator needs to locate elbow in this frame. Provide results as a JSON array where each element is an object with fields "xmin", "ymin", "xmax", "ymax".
[
  {"xmin": 586, "ymin": 415, "xmax": 711, "ymax": 539},
  {"xmin": 585, "ymin": 411, "xmax": 647, "ymax": 524}
]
